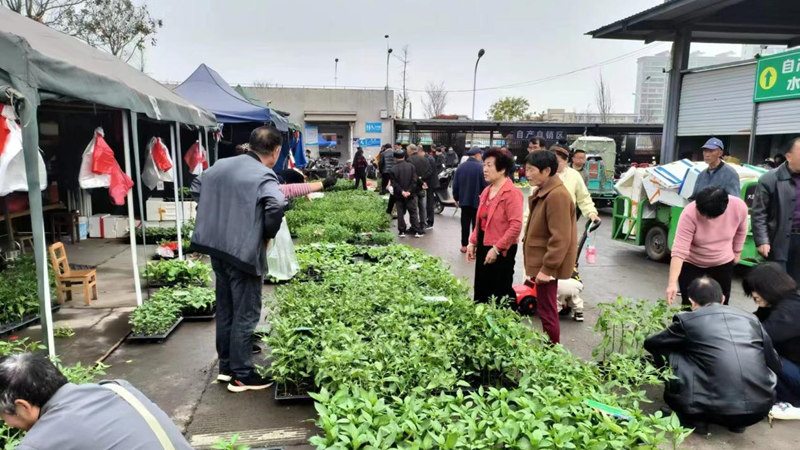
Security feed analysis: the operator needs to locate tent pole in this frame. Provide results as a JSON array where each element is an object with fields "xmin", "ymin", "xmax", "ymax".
[
  {"xmin": 121, "ymin": 111, "xmax": 143, "ymax": 306},
  {"xmin": 17, "ymin": 91, "xmax": 55, "ymax": 357},
  {"xmin": 173, "ymin": 122, "xmax": 184, "ymax": 260},
  {"xmin": 130, "ymin": 113, "xmax": 150, "ymax": 300}
]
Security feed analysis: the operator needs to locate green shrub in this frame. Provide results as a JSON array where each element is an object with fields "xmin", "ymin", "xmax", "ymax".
[
  {"xmin": 129, "ymin": 296, "xmax": 182, "ymax": 336},
  {"xmin": 152, "ymin": 285, "xmax": 215, "ymax": 314},
  {"xmin": 143, "ymin": 259, "xmax": 211, "ymax": 286},
  {"xmin": 0, "ymin": 256, "xmax": 57, "ymax": 326},
  {"xmin": 286, "ymin": 190, "xmax": 389, "ymax": 245}
]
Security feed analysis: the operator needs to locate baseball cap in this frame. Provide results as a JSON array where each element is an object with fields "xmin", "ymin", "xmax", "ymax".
[
  {"xmin": 701, "ymin": 138, "xmax": 724, "ymax": 151},
  {"xmin": 466, "ymin": 146, "xmax": 482, "ymax": 156}
]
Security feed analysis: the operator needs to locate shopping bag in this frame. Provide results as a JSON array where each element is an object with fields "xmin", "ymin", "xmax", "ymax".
[
  {"xmin": 142, "ymin": 137, "xmax": 174, "ymax": 190},
  {"xmin": 184, "ymin": 140, "xmax": 208, "ymax": 176},
  {"xmin": 78, "ymin": 128, "xmax": 134, "ymax": 205},
  {"xmin": 0, "ymin": 105, "xmax": 47, "ymax": 196},
  {"xmin": 266, "ymin": 217, "xmax": 299, "ymax": 281}
]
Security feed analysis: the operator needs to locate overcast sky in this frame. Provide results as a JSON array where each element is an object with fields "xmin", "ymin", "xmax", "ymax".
[{"xmin": 144, "ymin": 0, "xmax": 740, "ymax": 119}]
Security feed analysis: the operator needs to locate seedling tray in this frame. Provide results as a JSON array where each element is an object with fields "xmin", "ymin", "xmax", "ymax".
[
  {"xmin": 146, "ymin": 282, "xmax": 207, "ymax": 289},
  {"xmin": 128, "ymin": 317, "xmax": 183, "ymax": 343},
  {"xmin": 274, "ymin": 381, "xmax": 315, "ymax": 401},
  {"xmin": 182, "ymin": 305, "xmax": 217, "ymax": 321},
  {"xmin": 0, "ymin": 306, "xmax": 62, "ymax": 337}
]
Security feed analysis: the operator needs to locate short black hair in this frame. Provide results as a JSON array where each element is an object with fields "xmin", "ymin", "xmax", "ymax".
[
  {"xmin": 249, "ymin": 126, "xmax": 282, "ymax": 156},
  {"xmin": 381, "ymin": 143, "xmax": 391, "ymax": 151},
  {"xmin": 524, "ymin": 150, "xmax": 558, "ymax": 177},
  {"xmin": 528, "ymin": 137, "xmax": 547, "ymax": 148},
  {"xmin": 694, "ymin": 186, "xmax": 729, "ymax": 218},
  {"xmin": 785, "ymin": 137, "xmax": 800, "ymax": 154},
  {"xmin": 573, "ymin": 149, "xmax": 586, "ymax": 155},
  {"xmin": 483, "ymin": 147, "xmax": 515, "ymax": 177},
  {"xmin": 0, "ymin": 353, "xmax": 68, "ymax": 414},
  {"xmin": 743, "ymin": 263, "xmax": 797, "ymax": 307},
  {"xmin": 688, "ymin": 277, "xmax": 724, "ymax": 306}
]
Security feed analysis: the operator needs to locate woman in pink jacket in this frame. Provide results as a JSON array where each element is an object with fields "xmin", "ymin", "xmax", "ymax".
[
  {"xmin": 666, "ymin": 186, "xmax": 748, "ymax": 306},
  {"xmin": 466, "ymin": 148, "xmax": 524, "ymax": 305}
]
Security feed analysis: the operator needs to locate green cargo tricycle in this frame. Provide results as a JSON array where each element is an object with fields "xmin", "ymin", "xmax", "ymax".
[{"xmin": 611, "ymin": 180, "xmax": 762, "ymax": 267}]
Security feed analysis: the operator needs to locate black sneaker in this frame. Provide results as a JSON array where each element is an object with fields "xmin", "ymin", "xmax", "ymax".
[
  {"xmin": 728, "ymin": 426, "xmax": 746, "ymax": 434},
  {"xmin": 414, "ymin": 232, "xmax": 424, "ymax": 238},
  {"xmin": 217, "ymin": 370, "xmax": 232, "ymax": 383},
  {"xmin": 398, "ymin": 231, "xmax": 407, "ymax": 238},
  {"xmin": 425, "ymin": 225, "xmax": 434, "ymax": 230},
  {"xmin": 558, "ymin": 306, "xmax": 573, "ymax": 317},
  {"xmin": 573, "ymin": 311, "xmax": 584, "ymax": 322},
  {"xmin": 227, "ymin": 373, "xmax": 274, "ymax": 393}
]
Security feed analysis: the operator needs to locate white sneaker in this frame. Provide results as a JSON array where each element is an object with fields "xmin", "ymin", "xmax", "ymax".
[{"xmin": 770, "ymin": 402, "xmax": 800, "ymax": 421}]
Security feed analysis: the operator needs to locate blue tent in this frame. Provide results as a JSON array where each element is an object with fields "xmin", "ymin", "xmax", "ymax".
[{"xmin": 174, "ymin": 64, "xmax": 288, "ymax": 131}]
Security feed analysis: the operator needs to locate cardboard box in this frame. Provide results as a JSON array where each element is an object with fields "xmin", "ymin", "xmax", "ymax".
[{"xmin": 89, "ymin": 214, "xmax": 109, "ymax": 238}]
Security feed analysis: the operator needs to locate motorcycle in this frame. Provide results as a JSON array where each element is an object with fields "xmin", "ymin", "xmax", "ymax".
[{"xmin": 433, "ymin": 167, "xmax": 458, "ymax": 214}]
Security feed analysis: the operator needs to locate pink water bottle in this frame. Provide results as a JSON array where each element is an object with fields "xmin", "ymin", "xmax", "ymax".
[{"xmin": 586, "ymin": 246, "xmax": 597, "ymax": 264}]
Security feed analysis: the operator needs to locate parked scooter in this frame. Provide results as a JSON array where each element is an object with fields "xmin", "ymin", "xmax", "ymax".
[{"xmin": 433, "ymin": 167, "xmax": 458, "ymax": 214}]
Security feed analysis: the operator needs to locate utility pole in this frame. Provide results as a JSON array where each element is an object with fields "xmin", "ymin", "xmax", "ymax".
[{"xmin": 335, "ymin": 58, "xmax": 339, "ymax": 87}]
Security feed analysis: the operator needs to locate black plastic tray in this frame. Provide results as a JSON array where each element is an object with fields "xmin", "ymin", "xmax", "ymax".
[
  {"xmin": 0, "ymin": 306, "xmax": 62, "ymax": 337},
  {"xmin": 182, "ymin": 305, "xmax": 216, "ymax": 321},
  {"xmin": 274, "ymin": 381, "xmax": 315, "ymax": 401},
  {"xmin": 127, "ymin": 317, "xmax": 183, "ymax": 343}
]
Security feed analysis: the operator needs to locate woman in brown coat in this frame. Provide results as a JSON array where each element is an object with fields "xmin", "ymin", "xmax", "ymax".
[{"xmin": 523, "ymin": 150, "xmax": 577, "ymax": 344}]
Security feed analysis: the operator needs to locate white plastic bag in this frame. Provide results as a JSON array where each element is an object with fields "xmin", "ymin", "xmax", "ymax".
[
  {"xmin": 78, "ymin": 127, "xmax": 111, "ymax": 189},
  {"xmin": 0, "ymin": 105, "xmax": 47, "ymax": 196},
  {"xmin": 266, "ymin": 217, "xmax": 299, "ymax": 281},
  {"xmin": 142, "ymin": 137, "xmax": 174, "ymax": 190}
]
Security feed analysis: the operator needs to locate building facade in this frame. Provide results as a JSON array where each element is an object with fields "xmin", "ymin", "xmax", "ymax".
[
  {"xmin": 243, "ymin": 87, "xmax": 394, "ymax": 162},
  {"xmin": 635, "ymin": 51, "xmax": 740, "ymax": 123}
]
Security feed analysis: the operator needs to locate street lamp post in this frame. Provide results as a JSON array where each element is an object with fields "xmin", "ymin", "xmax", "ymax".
[
  {"xmin": 335, "ymin": 58, "xmax": 339, "ymax": 88},
  {"xmin": 471, "ymin": 49, "xmax": 485, "ymax": 144}
]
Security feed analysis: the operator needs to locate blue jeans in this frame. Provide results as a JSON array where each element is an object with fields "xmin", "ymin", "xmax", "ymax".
[
  {"xmin": 777, "ymin": 356, "xmax": 800, "ymax": 407},
  {"xmin": 211, "ymin": 258, "xmax": 263, "ymax": 379}
]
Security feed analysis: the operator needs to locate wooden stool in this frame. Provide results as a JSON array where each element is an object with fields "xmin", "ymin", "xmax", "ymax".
[
  {"xmin": 15, "ymin": 233, "xmax": 35, "ymax": 253},
  {"xmin": 50, "ymin": 211, "xmax": 79, "ymax": 244},
  {"xmin": 48, "ymin": 242, "xmax": 97, "ymax": 305}
]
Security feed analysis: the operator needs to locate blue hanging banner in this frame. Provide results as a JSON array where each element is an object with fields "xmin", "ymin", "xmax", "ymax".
[
  {"xmin": 358, "ymin": 138, "xmax": 381, "ymax": 147},
  {"xmin": 365, "ymin": 122, "xmax": 382, "ymax": 133}
]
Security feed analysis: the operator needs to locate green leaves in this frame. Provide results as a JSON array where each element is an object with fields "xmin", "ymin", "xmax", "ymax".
[
  {"xmin": 129, "ymin": 294, "xmax": 182, "ymax": 336},
  {"xmin": 286, "ymin": 190, "xmax": 390, "ymax": 245},
  {"xmin": 143, "ymin": 259, "xmax": 211, "ymax": 286},
  {"xmin": 0, "ymin": 255, "xmax": 57, "ymax": 326}
]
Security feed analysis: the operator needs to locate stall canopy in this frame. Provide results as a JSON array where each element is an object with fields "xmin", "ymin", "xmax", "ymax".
[
  {"xmin": 0, "ymin": 8, "xmax": 215, "ymax": 126},
  {"xmin": 175, "ymin": 64, "xmax": 289, "ymax": 131},
  {"xmin": 234, "ymin": 84, "xmax": 296, "ymax": 131}
]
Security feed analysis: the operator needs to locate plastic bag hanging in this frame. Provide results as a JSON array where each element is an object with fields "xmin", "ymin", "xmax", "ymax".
[
  {"xmin": 78, "ymin": 127, "xmax": 134, "ymax": 205},
  {"xmin": 142, "ymin": 137, "xmax": 174, "ymax": 190},
  {"xmin": 183, "ymin": 140, "xmax": 208, "ymax": 176},
  {"xmin": 0, "ymin": 105, "xmax": 47, "ymax": 196}
]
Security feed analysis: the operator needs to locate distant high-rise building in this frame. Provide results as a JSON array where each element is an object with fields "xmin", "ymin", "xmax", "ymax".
[
  {"xmin": 634, "ymin": 51, "xmax": 740, "ymax": 123},
  {"xmin": 741, "ymin": 44, "xmax": 785, "ymax": 60}
]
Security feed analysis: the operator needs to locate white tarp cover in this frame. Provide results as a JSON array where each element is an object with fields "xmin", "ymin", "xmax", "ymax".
[{"xmin": 0, "ymin": 104, "xmax": 46, "ymax": 196}]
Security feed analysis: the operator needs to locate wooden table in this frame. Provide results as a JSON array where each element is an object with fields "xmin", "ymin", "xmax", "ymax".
[{"xmin": 1, "ymin": 199, "xmax": 66, "ymax": 248}]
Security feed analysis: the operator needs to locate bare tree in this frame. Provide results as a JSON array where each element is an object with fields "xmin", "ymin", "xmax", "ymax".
[
  {"xmin": 639, "ymin": 106, "xmax": 656, "ymax": 124},
  {"xmin": 595, "ymin": 72, "xmax": 614, "ymax": 124},
  {"xmin": 2, "ymin": 0, "xmax": 85, "ymax": 29},
  {"xmin": 575, "ymin": 104, "xmax": 593, "ymax": 123},
  {"xmin": 395, "ymin": 45, "xmax": 411, "ymax": 119},
  {"xmin": 251, "ymin": 79, "xmax": 274, "ymax": 88},
  {"xmin": 66, "ymin": 0, "xmax": 163, "ymax": 63},
  {"xmin": 422, "ymin": 81, "xmax": 448, "ymax": 118}
]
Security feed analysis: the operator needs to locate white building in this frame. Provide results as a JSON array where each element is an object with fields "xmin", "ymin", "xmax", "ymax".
[
  {"xmin": 634, "ymin": 51, "xmax": 740, "ymax": 123},
  {"xmin": 741, "ymin": 44, "xmax": 785, "ymax": 60}
]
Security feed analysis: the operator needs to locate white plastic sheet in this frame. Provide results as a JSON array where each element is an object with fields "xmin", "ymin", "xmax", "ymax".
[
  {"xmin": 0, "ymin": 105, "xmax": 47, "ymax": 196},
  {"xmin": 266, "ymin": 217, "xmax": 299, "ymax": 281},
  {"xmin": 78, "ymin": 127, "xmax": 111, "ymax": 189},
  {"xmin": 141, "ymin": 137, "xmax": 174, "ymax": 190}
]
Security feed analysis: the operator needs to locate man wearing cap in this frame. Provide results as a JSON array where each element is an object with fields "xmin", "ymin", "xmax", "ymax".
[
  {"xmin": 453, "ymin": 147, "xmax": 488, "ymax": 253},
  {"xmin": 692, "ymin": 138, "xmax": 741, "ymax": 199}
]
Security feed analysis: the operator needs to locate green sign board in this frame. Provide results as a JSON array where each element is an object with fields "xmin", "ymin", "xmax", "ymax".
[{"xmin": 754, "ymin": 48, "xmax": 800, "ymax": 103}]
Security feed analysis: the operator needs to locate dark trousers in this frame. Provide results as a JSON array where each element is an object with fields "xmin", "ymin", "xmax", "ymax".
[
  {"xmin": 474, "ymin": 229, "xmax": 517, "ymax": 305},
  {"xmin": 211, "ymin": 258, "xmax": 263, "ymax": 379},
  {"xmin": 425, "ymin": 188, "xmax": 436, "ymax": 226},
  {"xmin": 460, "ymin": 206, "xmax": 478, "ymax": 247},
  {"xmin": 777, "ymin": 356, "xmax": 800, "ymax": 407},
  {"xmin": 774, "ymin": 234, "xmax": 800, "ymax": 285},
  {"xmin": 536, "ymin": 279, "xmax": 560, "ymax": 344},
  {"xmin": 354, "ymin": 172, "xmax": 367, "ymax": 190},
  {"xmin": 395, "ymin": 195, "xmax": 420, "ymax": 234},
  {"xmin": 381, "ymin": 173, "xmax": 391, "ymax": 194},
  {"xmin": 416, "ymin": 192, "xmax": 427, "ymax": 228},
  {"xmin": 679, "ymin": 260, "xmax": 734, "ymax": 306}
]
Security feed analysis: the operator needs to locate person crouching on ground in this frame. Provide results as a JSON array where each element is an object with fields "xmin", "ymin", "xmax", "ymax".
[
  {"xmin": 390, "ymin": 149, "xmax": 422, "ymax": 238},
  {"xmin": 0, "ymin": 353, "xmax": 194, "ymax": 450},
  {"xmin": 743, "ymin": 263, "xmax": 800, "ymax": 412},
  {"xmin": 645, "ymin": 277, "xmax": 781, "ymax": 435},
  {"xmin": 466, "ymin": 147, "xmax": 523, "ymax": 305},
  {"xmin": 191, "ymin": 126, "xmax": 286, "ymax": 393},
  {"xmin": 522, "ymin": 150, "xmax": 577, "ymax": 345},
  {"xmin": 557, "ymin": 267, "xmax": 585, "ymax": 322}
]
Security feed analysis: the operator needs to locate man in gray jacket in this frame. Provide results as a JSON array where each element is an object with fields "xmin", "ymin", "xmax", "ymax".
[
  {"xmin": 191, "ymin": 126, "xmax": 285, "ymax": 392},
  {"xmin": 691, "ymin": 138, "xmax": 741, "ymax": 199},
  {"xmin": 0, "ymin": 353, "xmax": 193, "ymax": 450},
  {"xmin": 752, "ymin": 138, "xmax": 800, "ymax": 284}
]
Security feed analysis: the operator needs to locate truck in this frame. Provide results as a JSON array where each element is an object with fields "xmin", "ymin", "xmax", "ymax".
[
  {"xmin": 611, "ymin": 179, "xmax": 763, "ymax": 267},
  {"xmin": 570, "ymin": 136, "xmax": 617, "ymax": 207}
]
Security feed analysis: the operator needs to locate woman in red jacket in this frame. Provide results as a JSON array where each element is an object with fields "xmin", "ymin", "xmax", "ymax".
[{"xmin": 466, "ymin": 147, "xmax": 524, "ymax": 304}]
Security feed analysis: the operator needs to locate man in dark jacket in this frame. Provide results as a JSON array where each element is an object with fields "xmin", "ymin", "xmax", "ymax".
[
  {"xmin": 391, "ymin": 150, "xmax": 422, "ymax": 237},
  {"xmin": 378, "ymin": 143, "xmax": 395, "ymax": 194},
  {"xmin": 445, "ymin": 146, "xmax": 459, "ymax": 168},
  {"xmin": 691, "ymin": 138, "xmax": 741, "ymax": 199},
  {"xmin": 453, "ymin": 147, "xmax": 488, "ymax": 252},
  {"xmin": 645, "ymin": 277, "xmax": 781, "ymax": 434},
  {"xmin": 191, "ymin": 126, "xmax": 285, "ymax": 392},
  {"xmin": 408, "ymin": 144, "xmax": 431, "ymax": 233},
  {"xmin": 752, "ymin": 138, "xmax": 800, "ymax": 284},
  {"xmin": 423, "ymin": 148, "xmax": 440, "ymax": 229}
]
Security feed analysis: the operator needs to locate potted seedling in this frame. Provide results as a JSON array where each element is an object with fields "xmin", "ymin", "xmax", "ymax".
[
  {"xmin": 128, "ymin": 297, "xmax": 183, "ymax": 343},
  {"xmin": 143, "ymin": 259, "xmax": 211, "ymax": 288}
]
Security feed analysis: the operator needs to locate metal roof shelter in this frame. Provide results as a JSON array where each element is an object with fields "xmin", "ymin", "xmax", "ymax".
[
  {"xmin": 0, "ymin": 8, "xmax": 216, "ymax": 355},
  {"xmin": 395, "ymin": 119, "xmax": 662, "ymax": 135},
  {"xmin": 587, "ymin": 0, "xmax": 800, "ymax": 163}
]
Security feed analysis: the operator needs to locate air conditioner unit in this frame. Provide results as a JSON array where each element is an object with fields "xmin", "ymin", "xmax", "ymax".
[{"xmin": 380, "ymin": 109, "xmax": 389, "ymax": 119}]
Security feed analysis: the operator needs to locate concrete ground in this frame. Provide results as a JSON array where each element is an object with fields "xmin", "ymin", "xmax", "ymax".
[{"xmin": 5, "ymin": 208, "xmax": 800, "ymax": 449}]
